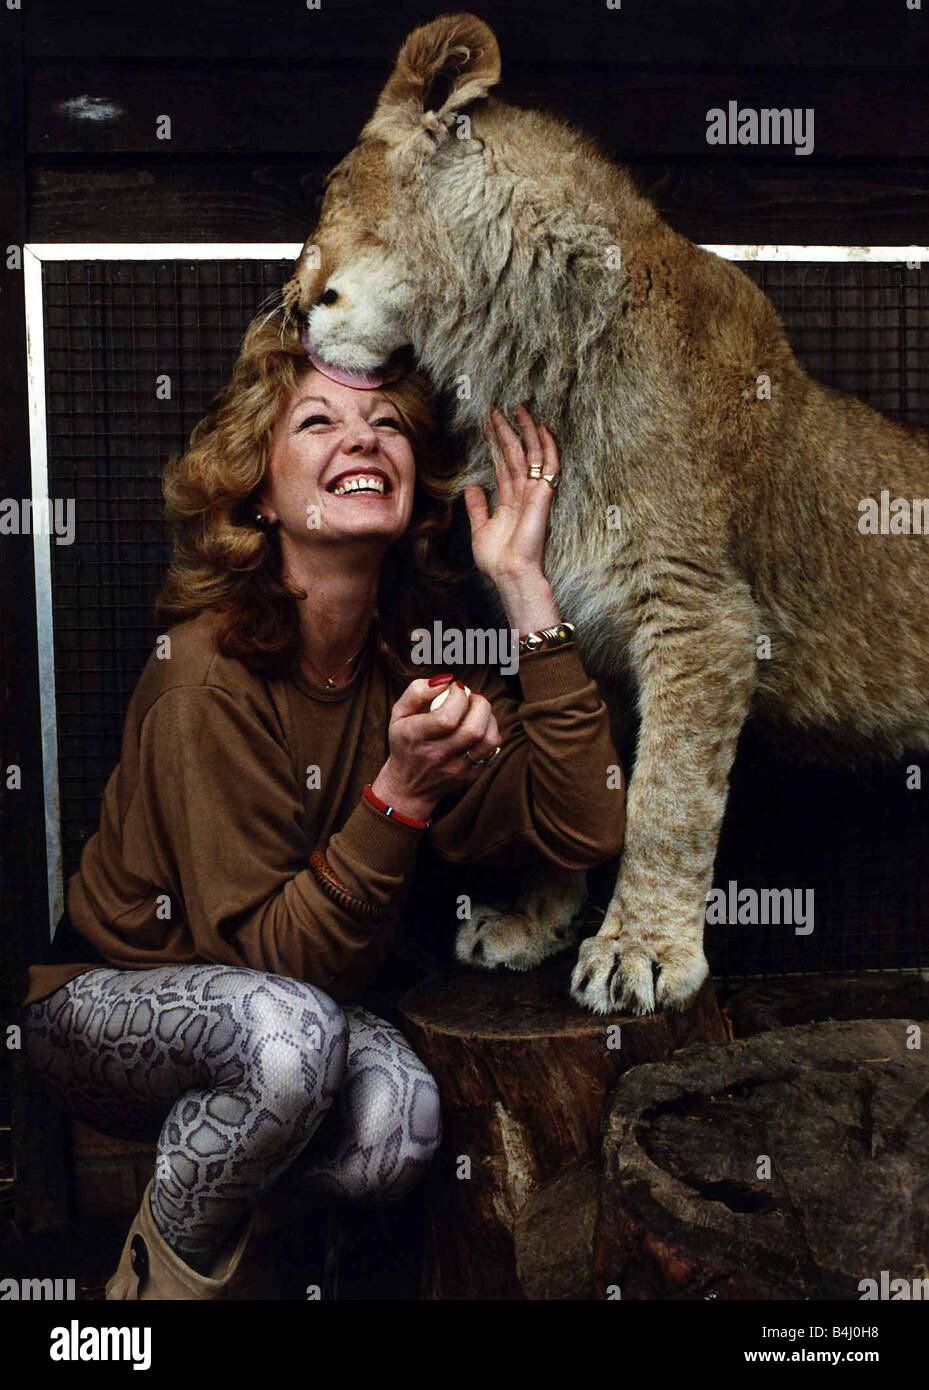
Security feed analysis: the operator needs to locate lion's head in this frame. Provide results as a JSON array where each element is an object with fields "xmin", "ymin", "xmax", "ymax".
[
  {"xmin": 284, "ymin": 13, "xmax": 507, "ymax": 383},
  {"xmin": 283, "ymin": 9, "xmax": 644, "ymax": 466}
]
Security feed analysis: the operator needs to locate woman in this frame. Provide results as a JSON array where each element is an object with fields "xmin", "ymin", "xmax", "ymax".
[{"xmin": 21, "ymin": 307, "xmax": 625, "ymax": 1300}]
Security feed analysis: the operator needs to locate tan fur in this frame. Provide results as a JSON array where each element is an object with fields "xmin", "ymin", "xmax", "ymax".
[{"xmin": 284, "ymin": 13, "xmax": 929, "ymax": 1015}]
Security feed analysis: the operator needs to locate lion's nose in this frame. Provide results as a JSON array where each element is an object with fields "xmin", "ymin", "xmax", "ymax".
[{"xmin": 316, "ymin": 288, "xmax": 339, "ymax": 307}]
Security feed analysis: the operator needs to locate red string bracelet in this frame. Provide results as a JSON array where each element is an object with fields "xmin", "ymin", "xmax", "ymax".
[{"xmin": 363, "ymin": 784, "xmax": 432, "ymax": 830}]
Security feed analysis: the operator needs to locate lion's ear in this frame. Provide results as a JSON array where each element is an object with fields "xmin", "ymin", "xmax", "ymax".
[{"xmin": 364, "ymin": 13, "xmax": 501, "ymax": 138}]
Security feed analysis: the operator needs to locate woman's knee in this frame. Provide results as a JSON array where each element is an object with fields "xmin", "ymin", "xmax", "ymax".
[
  {"xmin": 228, "ymin": 973, "xmax": 349, "ymax": 1118},
  {"xmin": 351, "ymin": 1065, "xmax": 443, "ymax": 1200}
]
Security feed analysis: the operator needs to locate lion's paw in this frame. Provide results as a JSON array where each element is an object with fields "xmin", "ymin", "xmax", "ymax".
[
  {"xmin": 570, "ymin": 933, "xmax": 708, "ymax": 1016},
  {"xmin": 455, "ymin": 903, "xmax": 577, "ymax": 972}
]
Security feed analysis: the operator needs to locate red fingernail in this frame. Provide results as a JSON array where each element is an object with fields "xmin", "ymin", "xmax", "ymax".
[
  {"xmin": 455, "ymin": 679, "xmax": 466, "ymax": 690},
  {"xmin": 428, "ymin": 674, "xmax": 454, "ymax": 687}
]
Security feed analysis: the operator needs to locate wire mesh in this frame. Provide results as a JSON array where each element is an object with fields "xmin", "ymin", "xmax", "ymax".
[
  {"xmin": 711, "ymin": 262, "xmax": 928, "ymax": 980},
  {"xmin": 43, "ymin": 258, "xmax": 294, "ymax": 888},
  {"xmin": 40, "ymin": 255, "xmax": 928, "ymax": 982}
]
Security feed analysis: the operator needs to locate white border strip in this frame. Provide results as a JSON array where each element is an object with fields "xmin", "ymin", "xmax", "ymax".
[
  {"xmin": 26, "ymin": 244, "xmax": 304, "ymax": 261},
  {"xmin": 23, "ymin": 240, "xmax": 929, "ymax": 938},
  {"xmin": 708, "ymin": 244, "xmax": 927, "ymax": 263},
  {"xmin": 23, "ymin": 242, "xmax": 929, "ymax": 263},
  {"xmin": 24, "ymin": 246, "xmax": 64, "ymax": 936}
]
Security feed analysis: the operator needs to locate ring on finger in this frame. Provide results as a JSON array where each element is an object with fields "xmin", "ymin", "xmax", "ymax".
[
  {"xmin": 526, "ymin": 465, "xmax": 560, "ymax": 491},
  {"xmin": 463, "ymin": 744, "xmax": 502, "ymax": 768}
]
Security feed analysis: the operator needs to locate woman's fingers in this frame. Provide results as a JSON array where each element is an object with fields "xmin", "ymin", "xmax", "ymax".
[
  {"xmin": 487, "ymin": 405, "xmax": 558, "ymax": 494},
  {"xmin": 483, "ymin": 415, "xmax": 515, "ymax": 509},
  {"xmin": 515, "ymin": 404, "xmax": 544, "ymax": 476},
  {"xmin": 392, "ymin": 677, "xmax": 447, "ymax": 718},
  {"xmin": 539, "ymin": 421, "xmax": 561, "ymax": 480},
  {"xmin": 463, "ymin": 483, "xmax": 489, "ymax": 533},
  {"xmin": 489, "ymin": 407, "xmax": 527, "ymax": 495},
  {"xmin": 473, "ymin": 405, "xmax": 559, "ymax": 574},
  {"xmin": 448, "ymin": 696, "xmax": 500, "ymax": 763}
]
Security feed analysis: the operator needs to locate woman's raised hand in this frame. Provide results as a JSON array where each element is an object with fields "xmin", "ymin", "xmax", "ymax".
[{"xmin": 463, "ymin": 405, "xmax": 561, "ymax": 586}]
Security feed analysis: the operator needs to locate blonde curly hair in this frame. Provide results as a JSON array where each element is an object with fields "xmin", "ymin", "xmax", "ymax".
[{"xmin": 155, "ymin": 306, "xmax": 470, "ymax": 679}]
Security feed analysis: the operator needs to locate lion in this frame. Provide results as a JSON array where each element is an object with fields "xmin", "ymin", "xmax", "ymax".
[{"xmin": 283, "ymin": 12, "xmax": 929, "ymax": 1015}]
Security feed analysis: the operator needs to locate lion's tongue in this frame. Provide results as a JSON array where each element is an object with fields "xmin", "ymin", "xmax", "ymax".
[{"xmin": 302, "ymin": 336, "xmax": 385, "ymax": 390}]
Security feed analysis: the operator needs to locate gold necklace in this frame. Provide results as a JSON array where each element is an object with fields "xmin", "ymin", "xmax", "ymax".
[{"xmin": 303, "ymin": 638, "xmax": 368, "ymax": 689}]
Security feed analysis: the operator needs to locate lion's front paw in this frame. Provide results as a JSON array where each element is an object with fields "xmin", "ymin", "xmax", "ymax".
[
  {"xmin": 570, "ymin": 932, "xmax": 708, "ymax": 1015},
  {"xmin": 455, "ymin": 903, "xmax": 577, "ymax": 972}
]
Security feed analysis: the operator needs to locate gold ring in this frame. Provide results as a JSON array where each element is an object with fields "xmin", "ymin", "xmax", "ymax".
[
  {"xmin": 464, "ymin": 745, "xmax": 502, "ymax": 768},
  {"xmin": 527, "ymin": 466, "xmax": 559, "ymax": 490}
]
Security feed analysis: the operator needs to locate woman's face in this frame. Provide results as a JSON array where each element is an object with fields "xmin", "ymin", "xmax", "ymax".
[{"xmin": 261, "ymin": 365, "xmax": 416, "ymax": 549}]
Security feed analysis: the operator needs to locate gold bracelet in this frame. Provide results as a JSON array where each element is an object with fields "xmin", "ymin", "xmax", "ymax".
[
  {"xmin": 518, "ymin": 621, "xmax": 576, "ymax": 655},
  {"xmin": 309, "ymin": 847, "xmax": 390, "ymax": 924}
]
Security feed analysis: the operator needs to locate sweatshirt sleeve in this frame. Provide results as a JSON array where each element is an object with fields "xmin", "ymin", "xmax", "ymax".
[
  {"xmin": 428, "ymin": 642, "xmax": 626, "ymax": 870},
  {"xmin": 125, "ymin": 684, "xmax": 423, "ymax": 998}
]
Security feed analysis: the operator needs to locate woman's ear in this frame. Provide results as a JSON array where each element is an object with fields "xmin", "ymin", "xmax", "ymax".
[{"xmin": 363, "ymin": 12, "xmax": 501, "ymax": 143}]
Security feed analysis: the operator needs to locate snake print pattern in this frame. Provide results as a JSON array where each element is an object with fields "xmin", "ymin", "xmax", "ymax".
[{"xmin": 23, "ymin": 964, "xmax": 441, "ymax": 1272}]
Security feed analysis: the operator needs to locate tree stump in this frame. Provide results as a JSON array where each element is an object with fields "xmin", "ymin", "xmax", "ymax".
[
  {"xmin": 593, "ymin": 1018, "xmax": 929, "ymax": 1299},
  {"xmin": 514, "ymin": 1152, "xmax": 600, "ymax": 1300},
  {"xmin": 398, "ymin": 956, "xmax": 728, "ymax": 1299}
]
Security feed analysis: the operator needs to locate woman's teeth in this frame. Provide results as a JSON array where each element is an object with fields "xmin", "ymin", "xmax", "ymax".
[{"xmin": 330, "ymin": 475, "xmax": 388, "ymax": 496}]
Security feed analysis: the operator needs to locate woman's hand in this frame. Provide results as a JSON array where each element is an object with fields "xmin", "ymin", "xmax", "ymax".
[
  {"xmin": 370, "ymin": 677, "xmax": 502, "ymax": 821},
  {"xmin": 464, "ymin": 405, "xmax": 560, "ymax": 581},
  {"xmin": 463, "ymin": 405, "xmax": 562, "ymax": 633}
]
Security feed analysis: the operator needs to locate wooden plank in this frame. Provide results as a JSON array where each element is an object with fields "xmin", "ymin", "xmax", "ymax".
[
  {"xmin": 0, "ymin": 25, "xmax": 71, "ymax": 1234},
  {"xmin": 28, "ymin": 62, "xmax": 929, "ymax": 159},
  {"xmin": 23, "ymin": 0, "xmax": 929, "ymax": 68},
  {"xmin": 29, "ymin": 155, "xmax": 329, "ymax": 241},
  {"xmin": 630, "ymin": 158, "xmax": 929, "ymax": 245},
  {"xmin": 28, "ymin": 155, "xmax": 929, "ymax": 245}
]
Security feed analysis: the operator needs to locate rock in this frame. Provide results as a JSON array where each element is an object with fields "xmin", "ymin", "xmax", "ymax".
[{"xmin": 593, "ymin": 1018, "xmax": 929, "ymax": 1299}]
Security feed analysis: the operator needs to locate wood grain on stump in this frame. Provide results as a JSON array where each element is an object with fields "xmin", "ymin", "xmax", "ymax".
[{"xmin": 398, "ymin": 956, "xmax": 728, "ymax": 1299}]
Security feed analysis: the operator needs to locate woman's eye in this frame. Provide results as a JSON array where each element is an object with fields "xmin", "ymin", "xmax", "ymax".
[
  {"xmin": 298, "ymin": 414, "xmax": 331, "ymax": 429},
  {"xmin": 374, "ymin": 416, "xmax": 403, "ymax": 430}
]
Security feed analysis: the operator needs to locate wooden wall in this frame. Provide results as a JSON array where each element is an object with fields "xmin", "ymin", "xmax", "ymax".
[{"xmin": 14, "ymin": 0, "xmax": 929, "ymax": 246}]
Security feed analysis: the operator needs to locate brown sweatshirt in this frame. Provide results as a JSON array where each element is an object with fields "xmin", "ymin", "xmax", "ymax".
[{"xmin": 23, "ymin": 609, "xmax": 625, "ymax": 1007}]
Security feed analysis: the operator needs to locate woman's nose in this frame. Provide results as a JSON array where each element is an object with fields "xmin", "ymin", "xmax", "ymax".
[{"xmin": 345, "ymin": 430, "xmax": 378, "ymax": 454}]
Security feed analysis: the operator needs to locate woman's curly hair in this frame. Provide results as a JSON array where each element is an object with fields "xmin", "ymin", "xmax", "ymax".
[{"xmin": 154, "ymin": 306, "xmax": 473, "ymax": 680}]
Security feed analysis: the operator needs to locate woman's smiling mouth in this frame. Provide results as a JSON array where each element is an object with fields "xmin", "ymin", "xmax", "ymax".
[{"xmin": 325, "ymin": 468, "xmax": 393, "ymax": 497}]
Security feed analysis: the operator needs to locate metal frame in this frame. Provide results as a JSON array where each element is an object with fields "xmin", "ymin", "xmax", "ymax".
[{"xmin": 23, "ymin": 241, "xmax": 929, "ymax": 937}]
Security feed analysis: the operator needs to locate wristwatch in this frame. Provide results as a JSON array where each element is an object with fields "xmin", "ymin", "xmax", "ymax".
[{"xmin": 518, "ymin": 621, "xmax": 576, "ymax": 654}]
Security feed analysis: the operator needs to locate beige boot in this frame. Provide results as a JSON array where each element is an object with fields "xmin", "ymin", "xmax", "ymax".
[{"xmin": 105, "ymin": 1180, "xmax": 266, "ymax": 1301}]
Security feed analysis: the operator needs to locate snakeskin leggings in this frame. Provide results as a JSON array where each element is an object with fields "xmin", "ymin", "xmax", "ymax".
[{"xmin": 22, "ymin": 964, "xmax": 442, "ymax": 1272}]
